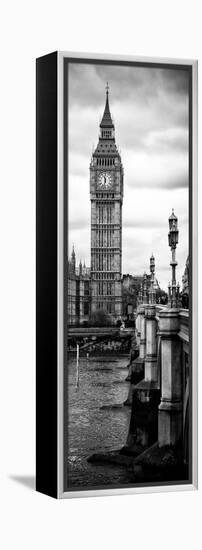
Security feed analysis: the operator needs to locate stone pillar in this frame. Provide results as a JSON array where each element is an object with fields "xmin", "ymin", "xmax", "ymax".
[
  {"xmin": 158, "ymin": 309, "xmax": 182, "ymax": 447},
  {"xmin": 144, "ymin": 305, "xmax": 158, "ymax": 382},
  {"xmin": 124, "ymin": 303, "xmax": 160, "ymax": 449},
  {"xmin": 124, "ymin": 306, "xmax": 145, "ymax": 403},
  {"xmin": 139, "ymin": 306, "xmax": 146, "ymax": 359},
  {"xmin": 135, "ymin": 309, "xmax": 141, "ymax": 347}
]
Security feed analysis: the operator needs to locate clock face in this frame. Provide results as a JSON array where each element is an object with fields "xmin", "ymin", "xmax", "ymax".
[{"xmin": 97, "ymin": 171, "xmax": 112, "ymax": 190}]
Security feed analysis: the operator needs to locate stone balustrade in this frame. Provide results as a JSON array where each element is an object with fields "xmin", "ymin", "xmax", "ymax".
[{"xmin": 125, "ymin": 303, "xmax": 189, "ymax": 464}]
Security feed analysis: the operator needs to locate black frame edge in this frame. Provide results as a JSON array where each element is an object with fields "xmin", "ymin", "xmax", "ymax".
[{"xmin": 36, "ymin": 51, "xmax": 58, "ymax": 498}]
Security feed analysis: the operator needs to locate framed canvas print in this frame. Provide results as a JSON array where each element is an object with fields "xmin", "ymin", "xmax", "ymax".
[{"xmin": 36, "ymin": 51, "xmax": 198, "ymax": 498}]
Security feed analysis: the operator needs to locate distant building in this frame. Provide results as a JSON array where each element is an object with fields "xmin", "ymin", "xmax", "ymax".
[
  {"xmin": 122, "ymin": 273, "xmax": 152, "ymax": 318},
  {"xmin": 67, "ymin": 247, "xmax": 91, "ymax": 325},
  {"xmin": 123, "ymin": 274, "xmax": 144, "ymax": 291},
  {"xmin": 181, "ymin": 256, "xmax": 189, "ymax": 308},
  {"xmin": 122, "ymin": 267, "xmax": 164, "ymax": 318}
]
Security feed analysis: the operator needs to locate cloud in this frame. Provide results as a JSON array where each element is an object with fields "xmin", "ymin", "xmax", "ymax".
[
  {"xmin": 68, "ymin": 64, "xmax": 189, "ymax": 108},
  {"xmin": 124, "ymin": 214, "xmax": 188, "ymax": 229},
  {"xmin": 124, "ymin": 218, "xmax": 164, "ymax": 229},
  {"xmin": 67, "ymin": 62, "xmax": 189, "ymax": 290},
  {"xmin": 69, "ymin": 220, "xmax": 89, "ymax": 230},
  {"xmin": 126, "ymin": 173, "xmax": 188, "ymax": 190},
  {"xmin": 124, "ymin": 149, "xmax": 188, "ymax": 190}
]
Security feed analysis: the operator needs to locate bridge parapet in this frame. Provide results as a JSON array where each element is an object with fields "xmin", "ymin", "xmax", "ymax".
[
  {"xmin": 178, "ymin": 309, "xmax": 189, "ymax": 345},
  {"xmin": 129, "ymin": 304, "xmax": 190, "ymax": 455}
]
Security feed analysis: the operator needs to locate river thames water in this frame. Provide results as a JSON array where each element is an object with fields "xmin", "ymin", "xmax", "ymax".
[{"xmin": 65, "ymin": 354, "xmax": 136, "ymax": 490}]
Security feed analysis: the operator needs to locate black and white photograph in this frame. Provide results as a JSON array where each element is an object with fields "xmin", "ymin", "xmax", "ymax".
[
  {"xmin": 64, "ymin": 59, "xmax": 192, "ymax": 492},
  {"xmin": 1, "ymin": 0, "xmax": 201, "ymax": 544}
]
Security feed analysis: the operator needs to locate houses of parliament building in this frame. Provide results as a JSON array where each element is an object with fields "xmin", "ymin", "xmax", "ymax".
[{"xmin": 67, "ymin": 85, "xmax": 124, "ymax": 325}]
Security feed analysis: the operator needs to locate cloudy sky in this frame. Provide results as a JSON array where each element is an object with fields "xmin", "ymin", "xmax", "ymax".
[{"xmin": 67, "ymin": 62, "xmax": 189, "ymax": 291}]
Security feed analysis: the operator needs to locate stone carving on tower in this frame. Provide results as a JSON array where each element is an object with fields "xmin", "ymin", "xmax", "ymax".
[{"xmin": 90, "ymin": 84, "xmax": 124, "ymax": 319}]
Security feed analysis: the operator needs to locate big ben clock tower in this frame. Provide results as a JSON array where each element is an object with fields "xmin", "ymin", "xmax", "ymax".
[{"xmin": 90, "ymin": 84, "xmax": 124, "ymax": 320}]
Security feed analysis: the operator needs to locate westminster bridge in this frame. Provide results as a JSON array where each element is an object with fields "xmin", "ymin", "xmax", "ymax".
[
  {"xmin": 88, "ymin": 302, "xmax": 190, "ymax": 481},
  {"xmin": 128, "ymin": 303, "xmax": 189, "ymax": 450},
  {"xmin": 82, "ymin": 210, "xmax": 190, "ymax": 480}
]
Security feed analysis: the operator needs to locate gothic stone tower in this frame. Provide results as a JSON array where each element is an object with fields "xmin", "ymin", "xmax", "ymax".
[{"xmin": 90, "ymin": 85, "xmax": 124, "ymax": 320}]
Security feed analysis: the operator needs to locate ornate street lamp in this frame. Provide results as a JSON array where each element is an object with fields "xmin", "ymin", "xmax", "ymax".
[
  {"xmin": 168, "ymin": 209, "xmax": 179, "ymax": 308},
  {"xmin": 149, "ymin": 253, "xmax": 156, "ymax": 304}
]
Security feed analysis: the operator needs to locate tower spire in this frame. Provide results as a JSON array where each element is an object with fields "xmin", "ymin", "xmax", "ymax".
[
  {"xmin": 100, "ymin": 83, "xmax": 114, "ymax": 129},
  {"xmin": 71, "ymin": 244, "xmax": 76, "ymax": 274}
]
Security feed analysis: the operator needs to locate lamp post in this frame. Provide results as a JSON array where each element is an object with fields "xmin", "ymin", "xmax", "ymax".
[
  {"xmin": 149, "ymin": 253, "xmax": 156, "ymax": 304},
  {"xmin": 168, "ymin": 209, "xmax": 179, "ymax": 308},
  {"xmin": 168, "ymin": 281, "xmax": 171, "ymax": 307}
]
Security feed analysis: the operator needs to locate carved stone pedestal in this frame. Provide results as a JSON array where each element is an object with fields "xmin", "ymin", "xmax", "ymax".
[
  {"xmin": 125, "ymin": 380, "xmax": 160, "ymax": 452},
  {"xmin": 124, "ymin": 357, "xmax": 145, "ymax": 405},
  {"xmin": 158, "ymin": 309, "xmax": 182, "ymax": 447},
  {"xmin": 144, "ymin": 305, "xmax": 158, "ymax": 382},
  {"xmin": 124, "ymin": 306, "xmax": 146, "ymax": 402},
  {"xmin": 124, "ymin": 304, "xmax": 160, "ymax": 451}
]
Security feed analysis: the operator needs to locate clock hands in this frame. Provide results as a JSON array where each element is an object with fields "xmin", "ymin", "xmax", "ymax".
[{"xmin": 98, "ymin": 172, "xmax": 112, "ymax": 189}]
